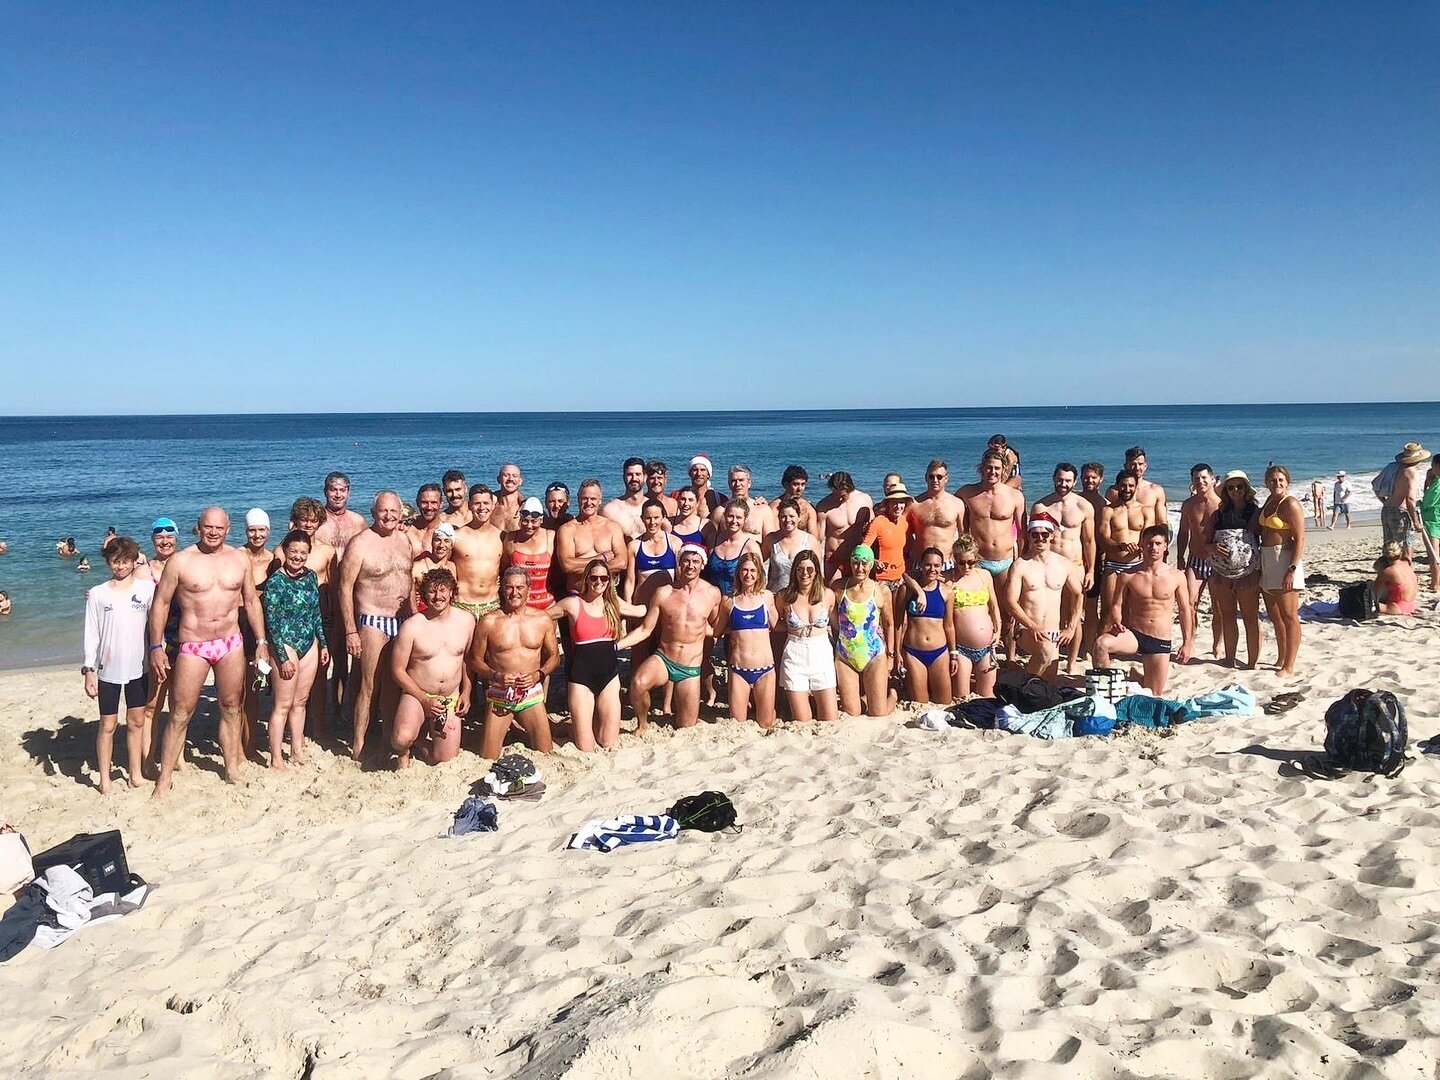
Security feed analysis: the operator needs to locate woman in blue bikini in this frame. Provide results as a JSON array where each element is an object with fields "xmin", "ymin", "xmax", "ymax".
[
  {"xmin": 719, "ymin": 550, "xmax": 779, "ymax": 729},
  {"xmin": 899, "ymin": 546, "xmax": 955, "ymax": 705}
]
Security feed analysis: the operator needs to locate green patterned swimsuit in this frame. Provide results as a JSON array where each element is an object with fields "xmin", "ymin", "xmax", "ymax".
[{"xmin": 262, "ymin": 568, "xmax": 323, "ymax": 662}]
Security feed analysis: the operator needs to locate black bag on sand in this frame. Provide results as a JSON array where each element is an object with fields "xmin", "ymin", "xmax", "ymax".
[
  {"xmin": 1337, "ymin": 583, "xmax": 1378, "ymax": 621},
  {"xmin": 994, "ymin": 671, "xmax": 1079, "ymax": 713},
  {"xmin": 30, "ymin": 831, "xmax": 131, "ymax": 895},
  {"xmin": 667, "ymin": 792, "xmax": 739, "ymax": 832},
  {"xmin": 1323, "ymin": 689, "xmax": 1407, "ymax": 777}
]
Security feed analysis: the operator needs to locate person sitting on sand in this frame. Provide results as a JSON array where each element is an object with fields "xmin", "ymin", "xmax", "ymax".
[
  {"xmin": 1094, "ymin": 525, "xmax": 1195, "ymax": 695},
  {"xmin": 391, "ymin": 568, "xmax": 474, "ymax": 768},
  {"xmin": 468, "ymin": 567, "xmax": 559, "ymax": 759},
  {"xmin": 1373, "ymin": 543, "xmax": 1419, "ymax": 616},
  {"xmin": 82, "ymin": 536, "xmax": 154, "ymax": 794}
]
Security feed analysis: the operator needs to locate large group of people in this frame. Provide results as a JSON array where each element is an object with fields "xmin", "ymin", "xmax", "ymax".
[{"xmin": 67, "ymin": 439, "xmax": 1440, "ymax": 796}]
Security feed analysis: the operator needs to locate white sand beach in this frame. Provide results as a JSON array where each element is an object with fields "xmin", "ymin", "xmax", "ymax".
[{"xmin": 3, "ymin": 531, "xmax": 1438, "ymax": 1078}]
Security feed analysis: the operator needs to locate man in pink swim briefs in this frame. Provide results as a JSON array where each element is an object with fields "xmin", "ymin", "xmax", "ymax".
[{"xmin": 148, "ymin": 506, "xmax": 269, "ymax": 797}]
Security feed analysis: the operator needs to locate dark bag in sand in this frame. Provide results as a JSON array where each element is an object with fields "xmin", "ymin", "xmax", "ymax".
[
  {"xmin": 29, "ymin": 831, "xmax": 131, "ymax": 895},
  {"xmin": 1337, "ymin": 582, "xmax": 1378, "ymax": 621},
  {"xmin": 666, "ymin": 792, "xmax": 738, "ymax": 833},
  {"xmin": 994, "ymin": 671, "xmax": 1078, "ymax": 714},
  {"xmin": 1323, "ymin": 689, "xmax": 1407, "ymax": 777}
]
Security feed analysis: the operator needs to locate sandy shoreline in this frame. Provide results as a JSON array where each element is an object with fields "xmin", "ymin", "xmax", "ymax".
[{"xmin": 3, "ymin": 534, "xmax": 1439, "ymax": 1077}]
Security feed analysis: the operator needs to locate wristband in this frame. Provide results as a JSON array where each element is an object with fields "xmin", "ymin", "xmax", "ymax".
[{"xmin": 149, "ymin": 643, "xmax": 165, "ymax": 652}]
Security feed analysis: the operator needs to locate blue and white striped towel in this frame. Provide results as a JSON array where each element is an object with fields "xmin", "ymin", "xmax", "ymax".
[{"xmin": 567, "ymin": 815, "xmax": 680, "ymax": 852}]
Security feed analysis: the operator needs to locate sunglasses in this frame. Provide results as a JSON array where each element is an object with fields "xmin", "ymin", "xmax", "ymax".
[
  {"xmin": 587, "ymin": 574, "xmax": 609, "ymax": 582},
  {"xmin": 152, "ymin": 528, "xmax": 177, "ymax": 536},
  {"xmin": 1027, "ymin": 532, "xmax": 1051, "ymax": 540},
  {"xmin": 957, "ymin": 558, "xmax": 978, "ymax": 567}
]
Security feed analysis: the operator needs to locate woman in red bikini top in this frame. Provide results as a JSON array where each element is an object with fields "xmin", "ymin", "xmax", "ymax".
[{"xmin": 503, "ymin": 498, "xmax": 555, "ymax": 610}]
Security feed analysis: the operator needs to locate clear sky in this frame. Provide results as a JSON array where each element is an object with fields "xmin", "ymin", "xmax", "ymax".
[{"xmin": 3, "ymin": 3, "xmax": 1436, "ymax": 414}]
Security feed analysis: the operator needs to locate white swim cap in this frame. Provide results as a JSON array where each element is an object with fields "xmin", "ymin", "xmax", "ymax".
[{"xmin": 245, "ymin": 509, "xmax": 270, "ymax": 529}]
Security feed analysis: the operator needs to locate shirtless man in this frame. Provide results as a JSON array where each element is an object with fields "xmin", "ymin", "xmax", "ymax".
[
  {"xmin": 314, "ymin": 472, "xmax": 367, "ymax": 558},
  {"xmin": 450, "ymin": 486, "xmax": 506, "ymax": 618},
  {"xmin": 602, "ymin": 457, "xmax": 649, "ymax": 539},
  {"xmin": 288, "ymin": 497, "xmax": 340, "ymax": 732},
  {"xmin": 1383, "ymin": 443, "xmax": 1429, "ymax": 557},
  {"xmin": 1107, "ymin": 447, "xmax": 1167, "ymax": 530},
  {"xmin": 644, "ymin": 460, "xmax": 678, "ymax": 517},
  {"xmin": 467, "ymin": 567, "xmax": 559, "ymax": 759},
  {"xmin": 1100, "ymin": 470, "xmax": 1159, "ymax": 614},
  {"xmin": 1308, "ymin": 477, "xmax": 1326, "ymax": 530},
  {"xmin": 771, "ymin": 465, "xmax": 821, "ymax": 538},
  {"xmin": 337, "ymin": 492, "xmax": 413, "ymax": 759},
  {"xmin": 390, "ymin": 568, "xmax": 473, "ymax": 768},
  {"xmin": 1077, "ymin": 462, "xmax": 1109, "ymax": 666},
  {"xmin": 557, "ymin": 479, "xmax": 628, "ymax": 595},
  {"xmin": 543, "ymin": 482, "xmax": 572, "ymax": 531},
  {"xmin": 712, "ymin": 464, "xmax": 777, "ymax": 539},
  {"xmin": 616, "ymin": 545, "xmax": 723, "ymax": 731},
  {"xmin": 685, "ymin": 455, "xmax": 721, "ymax": 515},
  {"xmin": 1175, "ymin": 463, "xmax": 1221, "ymax": 656},
  {"xmin": 409, "ymin": 483, "xmax": 444, "ymax": 555},
  {"xmin": 494, "ymin": 463, "xmax": 525, "ymax": 533},
  {"xmin": 240, "ymin": 508, "xmax": 277, "ymax": 756},
  {"xmin": 411, "ymin": 522, "xmax": 457, "ymax": 608},
  {"xmin": 148, "ymin": 507, "xmax": 270, "ymax": 796},
  {"xmin": 958, "ymin": 452, "xmax": 1027, "ymax": 630},
  {"xmin": 908, "ymin": 459, "xmax": 966, "ymax": 569},
  {"xmin": 817, "ymin": 471, "xmax": 873, "ymax": 580},
  {"xmin": 1004, "ymin": 515, "xmax": 1082, "ymax": 680},
  {"xmin": 988, "ymin": 434, "xmax": 1023, "ymax": 490},
  {"xmin": 1095, "ymin": 525, "xmax": 1195, "ymax": 695},
  {"xmin": 441, "ymin": 470, "xmax": 473, "ymax": 528},
  {"xmin": 1033, "ymin": 463, "xmax": 1096, "ymax": 673}
]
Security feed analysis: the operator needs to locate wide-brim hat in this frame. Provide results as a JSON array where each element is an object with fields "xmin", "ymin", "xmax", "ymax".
[
  {"xmin": 1396, "ymin": 442, "xmax": 1429, "ymax": 466},
  {"xmin": 882, "ymin": 481, "xmax": 912, "ymax": 502}
]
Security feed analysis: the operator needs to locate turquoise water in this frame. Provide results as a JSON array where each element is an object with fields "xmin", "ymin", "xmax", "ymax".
[{"xmin": 1, "ymin": 403, "xmax": 1435, "ymax": 669}]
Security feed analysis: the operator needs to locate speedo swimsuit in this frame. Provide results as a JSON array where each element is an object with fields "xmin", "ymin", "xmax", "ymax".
[
  {"xmin": 486, "ymin": 681, "xmax": 543, "ymax": 713},
  {"xmin": 357, "ymin": 613, "xmax": 401, "ymax": 639},
  {"xmin": 730, "ymin": 664, "xmax": 775, "ymax": 685},
  {"xmin": 1126, "ymin": 626, "xmax": 1172, "ymax": 656},
  {"xmin": 657, "ymin": 651, "xmax": 702, "ymax": 683},
  {"xmin": 453, "ymin": 598, "xmax": 499, "ymax": 620},
  {"xmin": 904, "ymin": 644, "xmax": 948, "ymax": 666},
  {"xmin": 178, "ymin": 632, "xmax": 243, "ymax": 664},
  {"xmin": 978, "ymin": 557, "xmax": 1013, "ymax": 575}
]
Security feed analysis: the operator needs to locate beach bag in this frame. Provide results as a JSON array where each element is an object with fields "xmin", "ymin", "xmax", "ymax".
[
  {"xmin": 995, "ymin": 671, "xmax": 1075, "ymax": 713},
  {"xmin": 947, "ymin": 697, "xmax": 1003, "ymax": 729},
  {"xmin": 0, "ymin": 825, "xmax": 33, "ymax": 894},
  {"xmin": 1208, "ymin": 529, "xmax": 1258, "ymax": 579},
  {"xmin": 1337, "ymin": 583, "xmax": 1378, "ymax": 621},
  {"xmin": 1323, "ymin": 689, "xmax": 1407, "ymax": 777},
  {"xmin": 1072, "ymin": 697, "xmax": 1118, "ymax": 737},
  {"xmin": 666, "ymin": 792, "xmax": 738, "ymax": 833},
  {"xmin": 1371, "ymin": 462, "xmax": 1399, "ymax": 501},
  {"xmin": 29, "ymin": 831, "xmax": 130, "ymax": 896}
]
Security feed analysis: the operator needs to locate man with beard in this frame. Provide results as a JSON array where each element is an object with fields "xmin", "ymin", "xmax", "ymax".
[
  {"xmin": 1032, "ymin": 463, "xmax": 1095, "ymax": 672},
  {"xmin": 603, "ymin": 457, "xmax": 649, "ymax": 539}
]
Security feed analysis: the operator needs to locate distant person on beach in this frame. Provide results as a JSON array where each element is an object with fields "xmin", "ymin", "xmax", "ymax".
[
  {"xmin": 1175, "ymin": 463, "xmax": 1221, "ymax": 657},
  {"xmin": 1007, "ymin": 515, "xmax": 1082, "ymax": 681},
  {"xmin": 762, "ymin": 498, "xmax": 818, "ymax": 595},
  {"xmin": 1258, "ymin": 465, "xmax": 1305, "ymax": 678},
  {"xmin": 1205, "ymin": 471, "xmax": 1262, "ymax": 670},
  {"xmin": 495, "ymin": 463, "xmax": 525, "ymax": 533},
  {"xmin": 314, "ymin": 471, "xmax": 367, "ymax": 558},
  {"xmin": 1033, "ymin": 462, "xmax": 1095, "ymax": 673},
  {"xmin": 262, "ymin": 530, "xmax": 328, "ymax": 770},
  {"xmin": 557, "ymin": 479, "xmax": 627, "ymax": 596},
  {"xmin": 149, "ymin": 507, "xmax": 270, "ymax": 796},
  {"xmin": 141, "ymin": 518, "xmax": 180, "ymax": 770},
  {"xmin": 503, "ymin": 499, "xmax": 556, "ymax": 612},
  {"xmin": 948, "ymin": 534, "xmax": 1001, "ymax": 700},
  {"xmin": 772, "ymin": 464, "xmax": 820, "ymax": 538},
  {"xmin": 1094, "ymin": 524, "xmax": 1195, "ymax": 695},
  {"xmin": 57, "ymin": 537, "xmax": 78, "ymax": 556},
  {"xmin": 1373, "ymin": 543, "xmax": 1419, "ymax": 616},
  {"xmin": 0, "ymin": 590, "xmax": 10, "ymax": 615},
  {"xmin": 617, "ymin": 544, "xmax": 723, "ymax": 731},
  {"xmin": 817, "ymin": 471, "xmax": 873, "ymax": 581},
  {"xmin": 898, "ymin": 546, "xmax": 954, "ymax": 706},
  {"xmin": 337, "ymin": 492, "xmax": 412, "ymax": 759},
  {"xmin": 469, "ymin": 567, "xmax": 559, "ymax": 759},
  {"xmin": 644, "ymin": 460, "xmax": 678, "ymax": 517},
  {"xmin": 441, "ymin": 469, "xmax": 472, "ymax": 528},
  {"xmin": 1421, "ymin": 454, "xmax": 1440, "ymax": 591},
  {"xmin": 909, "ymin": 459, "xmax": 966, "ymax": 570},
  {"xmin": 602, "ymin": 457, "xmax": 649, "ymax": 539},
  {"xmin": 1383, "ymin": 443, "xmax": 1429, "ymax": 557},
  {"xmin": 1330, "ymin": 471, "xmax": 1352, "ymax": 529},
  {"xmin": 959, "ymin": 452, "xmax": 1025, "ymax": 580},
  {"xmin": 451, "ymin": 485, "xmax": 505, "ymax": 616},
  {"xmin": 390, "ymin": 568, "xmax": 473, "ymax": 768},
  {"xmin": 1308, "ymin": 477, "xmax": 1326, "ymax": 529},
  {"xmin": 82, "ymin": 536, "xmax": 154, "ymax": 793}
]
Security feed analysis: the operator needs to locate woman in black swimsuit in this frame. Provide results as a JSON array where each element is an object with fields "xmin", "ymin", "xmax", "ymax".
[{"xmin": 549, "ymin": 558, "xmax": 646, "ymax": 751}]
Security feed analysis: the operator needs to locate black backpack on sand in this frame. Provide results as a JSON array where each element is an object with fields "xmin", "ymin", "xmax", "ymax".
[
  {"xmin": 667, "ymin": 791, "xmax": 739, "ymax": 832},
  {"xmin": 994, "ymin": 671, "xmax": 1079, "ymax": 713},
  {"xmin": 1337, "ymin": 583, "xmax": 1377, "ymax": 621},
  {"xmin": 1323, "ymin": 689, "xmax": 1407, "ymax": 777}
]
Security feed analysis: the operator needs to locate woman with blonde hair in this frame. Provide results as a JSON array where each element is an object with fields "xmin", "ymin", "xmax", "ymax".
[
  {"xmin": 948, "ymin": 534, "xmax": 1002, "ymax": 699},
  {"xmin": 1258, "ymin": 464, "xmax": 1306, "ymax": 676},
  {"xmin": 719, "ymin": 550, "xmax": 780, "ymax": 728},
  {"xmin": 549, "ymin": 557, "xmax": 646, "ymax": 751}
]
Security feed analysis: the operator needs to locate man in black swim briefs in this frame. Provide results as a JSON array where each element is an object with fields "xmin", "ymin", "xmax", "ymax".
[{"xmin": 1094, "ymin": 524, "xmax": 1195, "ymax": 696}]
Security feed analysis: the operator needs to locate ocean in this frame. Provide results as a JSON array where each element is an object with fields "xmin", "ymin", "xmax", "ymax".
[{"xmin": 2, "ymin": 403, "xmax": 1436, "ymax": 670}]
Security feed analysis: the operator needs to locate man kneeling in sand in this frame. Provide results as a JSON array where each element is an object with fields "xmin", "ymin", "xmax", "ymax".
[
  {"xmin": 1094, "ymin": 525, "xmax": 1195, "ymax": 695},
  {"xmin": 1006, "ymin": 514, "xmax": 1082, "ymax": 680},
  {"xmin": 390, "ymin": 569, "xmax": 474, "ymax": 769},
  {"xmin": 616, "ymin": 544, "xmax": 722, "ymax": 732},
  {"xmin": 468, "ymin": 567, "xmax": 559, "ymax": 759}
]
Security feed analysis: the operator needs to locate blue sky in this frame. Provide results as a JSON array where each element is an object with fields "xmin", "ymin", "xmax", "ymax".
[{"xmin": 3, "ymin": 3, "xmax": 1436, "ymax": 413}]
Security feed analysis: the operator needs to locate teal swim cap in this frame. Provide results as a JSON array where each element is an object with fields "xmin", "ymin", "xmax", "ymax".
[{"xmin": 851, "ymin": 544, "xmax": 876, "ymax": 563}]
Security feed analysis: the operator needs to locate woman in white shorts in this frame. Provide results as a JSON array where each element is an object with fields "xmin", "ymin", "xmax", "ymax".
[{"xmin": 776, "ymin": 550, "xmax": 838, "ymax": 721}]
